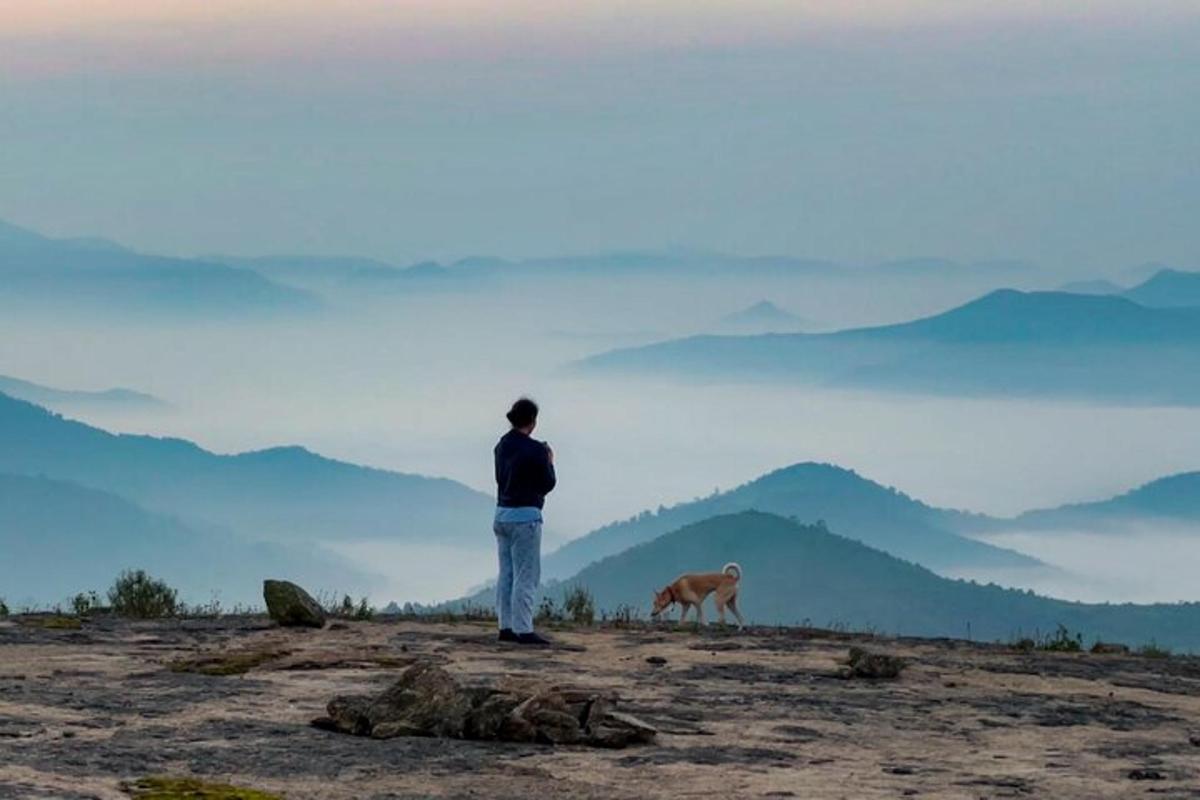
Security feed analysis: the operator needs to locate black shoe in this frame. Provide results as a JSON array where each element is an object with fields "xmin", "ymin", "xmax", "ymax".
[
  {"xmin": 516, "ymin": 632, "xmax": 551, "ymax": 646},
  {"xmin": 498, "ymin": 628, "xmax": 519, "ymax": 643}
]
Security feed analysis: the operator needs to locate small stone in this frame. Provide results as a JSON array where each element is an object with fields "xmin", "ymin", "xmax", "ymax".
[
  {"xmin": 843, "ymin": 647, "xmax": 906, "ymax": 679},
  {"xmin": 1128, "ymin": 768, "xmax": 1165, "ymax": 781},
  {"xmin": 586, "ymin": 710, "xmax": 657, "ymax": 748},
  {"xmin": 645, "ymin": 656, "xmax": 668, "ymax": 665}
]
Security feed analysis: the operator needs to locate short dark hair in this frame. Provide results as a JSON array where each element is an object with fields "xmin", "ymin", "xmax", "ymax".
[{"xmin": 506, "ymin": 397, "xmax": 539, "ymax": 429}]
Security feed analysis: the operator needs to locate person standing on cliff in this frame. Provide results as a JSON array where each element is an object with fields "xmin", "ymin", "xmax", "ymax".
[{"xmin": 493, "ymin": 397, "xmax": 556, "ymax": 645}]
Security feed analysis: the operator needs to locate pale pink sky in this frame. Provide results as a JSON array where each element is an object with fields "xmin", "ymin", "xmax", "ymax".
[{"xmin": 4, "ymin": 0, "xmax": 1197, "ymax": 75}]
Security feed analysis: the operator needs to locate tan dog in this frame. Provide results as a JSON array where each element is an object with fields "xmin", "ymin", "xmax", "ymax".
[{"xmin": 651, "ymin": 563, "xmax": 744, "ymax": 629}]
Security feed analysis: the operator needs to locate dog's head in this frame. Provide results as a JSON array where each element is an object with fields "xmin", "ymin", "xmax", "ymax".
[{"xmin": 650, "ymin": 586, "xmax": 675, "ymax": 618}]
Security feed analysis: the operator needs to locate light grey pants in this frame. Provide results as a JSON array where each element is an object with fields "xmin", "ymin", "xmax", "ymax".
[{"xmin": 494, "ymin": 520, "xmax": 542, "ymax": 634}]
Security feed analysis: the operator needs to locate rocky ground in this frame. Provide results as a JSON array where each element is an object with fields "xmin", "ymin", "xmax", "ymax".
[{"xmin": 1, "ymin": 614, "xmax": 1198, "ymax": 799}]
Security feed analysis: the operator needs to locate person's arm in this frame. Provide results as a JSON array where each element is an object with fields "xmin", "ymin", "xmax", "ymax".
[{"xmin": 540, "ymin": 443, "xmax": 557, "ymax": 495}]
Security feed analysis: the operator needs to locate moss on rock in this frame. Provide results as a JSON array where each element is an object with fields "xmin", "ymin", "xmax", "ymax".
[
  {"xmin": 19, "ymin": 615, "xmax": 83, "ymax": 630},
  {"xmin": 121, "ymin": 776, "xmax": 283, "ymax": 799},
  {"xmin": 168, "ymin": 648, "xmax": 289, "ymax": 676}
]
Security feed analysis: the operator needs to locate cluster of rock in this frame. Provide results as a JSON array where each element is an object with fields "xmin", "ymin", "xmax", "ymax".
[{"xmin": 313, "ymin": 662, "xmax": 657, "ymax": 749}]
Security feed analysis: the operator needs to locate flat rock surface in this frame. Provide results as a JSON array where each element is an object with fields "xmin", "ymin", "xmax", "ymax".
[{"xmin": 1, "ymin": 616, "xmax": 1198, "ymax": 799}]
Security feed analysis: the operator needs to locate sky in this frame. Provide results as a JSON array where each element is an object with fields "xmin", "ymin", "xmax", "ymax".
[{"xmin": 1, "ymin": 1, "xmax": 1198, "ymax": 270}]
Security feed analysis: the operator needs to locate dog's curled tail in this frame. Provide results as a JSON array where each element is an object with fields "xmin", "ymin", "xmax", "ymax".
[{"xmin": 722, "ymin": 562, "xmax": 742, "ymax": 581}]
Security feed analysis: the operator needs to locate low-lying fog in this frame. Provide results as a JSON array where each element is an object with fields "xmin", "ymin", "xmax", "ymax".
[
  {"xmin": 4, "ymin": 274, "xmax": 1199, "ymax": 604},
  {"xmin": 964, "ymin": 527, "xmax": 1200, "ymax": 605}
]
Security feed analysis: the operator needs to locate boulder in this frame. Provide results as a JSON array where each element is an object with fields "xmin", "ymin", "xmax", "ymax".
[
  {"xmin": 367, "ymin": 661, "xmax": 475, "ymax": 739},
  {"xmin": 314, "ymin": 661, "xmax": 656, "ymax": 749},
  {"xmin": 842, "ymin": 647, "xmax": 906, "ymax": 679},
  {"xmin": 263, "ymin": 580, "xmax": 326, "ymax": 628}
]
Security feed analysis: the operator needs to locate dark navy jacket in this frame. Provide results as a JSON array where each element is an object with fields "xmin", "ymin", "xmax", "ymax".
[{"xmin": 494, "ymin": 430, "xmax": 557, "ymax": 509}]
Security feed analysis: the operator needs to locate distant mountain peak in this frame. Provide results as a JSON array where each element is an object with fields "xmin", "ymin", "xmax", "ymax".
[
  {"xmin": 718, "ymin": 300, "xmax": 805, "ymax": 332},
  {"xmin": 235, "ymin": 445, "xmax": 316, "ymax": 460},
  {"xmin": 1122, "ymin": 268, "xmax": 1200, "ymax": 309},
  {"xmin": 0, "ymin": 218, "xmax": 46, "ymax": 245}
]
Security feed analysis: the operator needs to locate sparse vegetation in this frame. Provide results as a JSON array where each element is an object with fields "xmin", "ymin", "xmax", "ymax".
[
  {"xmin": 1137, "ymin": 641, "xmax": 1172, "ymax": 659},
  {"xmin": 107, "ymin": 570, "xmax": 179, "ymax": 619},
  {"xmin": 120, "ymin": 775, "xmax": 283, "ymax": 800},
  {"xmin": 536, "ymin": 595, "xmax": 562, "ymax": 623},
  {"xmin": 1008, "ymin": 625, "xmax": 1085, "ymax": 653},
  {"xmin": 563, "ymin": 586, "xmax": 596, "ymax": 626},
  {"xmin": 0, "ymin": 598, "xmax": 8, "ymax": 617},
  {"xmin": 601, "ymin": 604, "xmax": 641, "ymax": 627},
  {"xmin": 180, "ymin": 595, "xmax": 224, "ymax": 618},
  {"xmin": 1039, "ymin": 625, "xmax": 1084, "ymax": 653},
  {"xmin": 389, "ymin": 600, "xmax": 497, "ymax": 624},
  {"xmin": 327, "ymin": 593, "xmax": 376, "ymax": 621}
]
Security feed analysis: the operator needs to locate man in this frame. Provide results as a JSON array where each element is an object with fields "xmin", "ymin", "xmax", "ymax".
[{"xmin": 493, "ymin": 397, "xmax": 556, "ymax": 645}]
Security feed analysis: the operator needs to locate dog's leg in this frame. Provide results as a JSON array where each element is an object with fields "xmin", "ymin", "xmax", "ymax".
[
  {"xmin": 714, "ymin": 595, "xmax": 727, "ymax": 626},
  {"xmin": 696, "ymin": 601, "xmax": 706, "ymax": 627},
  {"xmin": 729, "ymin": 595, "xmax": 745, "ymax": 630},
  {"xmin": 679, "ymin": 603, "xmax": 690, "ymax": 625}
]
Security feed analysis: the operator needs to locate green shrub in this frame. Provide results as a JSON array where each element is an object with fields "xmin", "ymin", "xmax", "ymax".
[
  {"xmin": 70, "ymin": 591, "xmax": 103, "ymax": 617},
  {"xmin": 563, "ymin": 586, "xmax": 595, "ymax": 626},
  {"xmin": 353, "ymin": 597, "xmax": 375, "ymax": 621},
  {"xmin": 0, "ymin": 598, "xmax": 8, "ymax": 617},
  {"xmin": 108, "ymin": 570, "xmax": 179, "ymax": 619}
]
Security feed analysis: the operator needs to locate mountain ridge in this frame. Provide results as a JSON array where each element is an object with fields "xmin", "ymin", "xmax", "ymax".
[
  {"xmin": 0, "ymin": 392, "xmax": 493, "ymax": 546},
  {"xmin": 0, "ymin": 472, "xmax": 377, "ymax": 608},
  {"xmin": 541, "ymin": 461, "xmax": 1032, "ymax": 580},
  {"xmin": 559, "ymin": 511, "xmax": 1200, "ymax": 650},
  {"xmin": 0, "ymin": 219, "xmax": 319, "ymax": 315},
  {"xmin": 574, "ymin": 289, "xmax": 1200, "ymax": 403},
  {"xmin": 0, "ymin": 374, "xmax": 166, "ymax": 412}
]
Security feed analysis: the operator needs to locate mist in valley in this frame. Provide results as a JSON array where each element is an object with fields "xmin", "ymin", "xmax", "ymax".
[{"xmin": 5, "ymin": 266, "xmax": 1200, "ymax": 607}]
